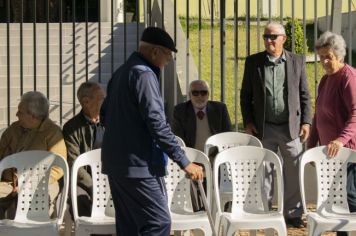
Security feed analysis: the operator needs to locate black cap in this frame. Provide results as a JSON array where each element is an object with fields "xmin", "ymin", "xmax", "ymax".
[{"xmin": 141, "ymin": 27, "xmax": 177, "ymax": 53}]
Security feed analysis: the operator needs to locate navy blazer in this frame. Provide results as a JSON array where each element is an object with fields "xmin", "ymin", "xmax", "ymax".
[
  {"xmin": 240, "ymin": 50, "xmax": 312, "ymax": 140},
  {"xmin": 172, "ymin": 100, "xmax": 232, "ymax": 148}
]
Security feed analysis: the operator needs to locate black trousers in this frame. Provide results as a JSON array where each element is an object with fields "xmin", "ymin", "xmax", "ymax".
[{"xmin": 108, "ymin": 176, "xmax": 171, "ymax": 236}]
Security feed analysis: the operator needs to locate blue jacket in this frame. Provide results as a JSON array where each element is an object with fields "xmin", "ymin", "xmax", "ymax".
[{"xmin": 101, "ymin": 52, "xmax": 190, "ymax": 178}]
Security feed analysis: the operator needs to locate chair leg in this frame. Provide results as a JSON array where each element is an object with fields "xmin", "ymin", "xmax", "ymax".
[{"xmin": 63, "ymin": 208, "xmax": 73, "ymax": 236}]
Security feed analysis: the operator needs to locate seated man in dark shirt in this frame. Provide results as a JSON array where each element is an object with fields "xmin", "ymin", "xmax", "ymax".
[{"xmin": 63, "ymin": 81, "xmax": 105, "ymax": 216}]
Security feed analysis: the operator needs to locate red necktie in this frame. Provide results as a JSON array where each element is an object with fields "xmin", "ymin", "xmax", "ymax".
[{"xmin": 197, "ymin": 110, "xmax": 205, "ymax": 120}]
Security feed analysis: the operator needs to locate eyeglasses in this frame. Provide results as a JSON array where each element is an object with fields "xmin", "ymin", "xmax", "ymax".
[
  {"xmin": 263, "ymin": 34, "xmax": 284, "ymax": 41},
  {"xmin": 191, "ymin": 90, "xmax": 208, "ymax": 96}
]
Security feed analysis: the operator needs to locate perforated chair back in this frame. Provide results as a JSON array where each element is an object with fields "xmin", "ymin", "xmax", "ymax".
[
  {"xmin": 214, "ymin": 146, "xmax": 283, "ymax": 216},
  {"xmin": 205, "ymin": 132, "xmax": 262, "ymax": 209},
  {"xmin": 165, "ymin": 147, "xmax": 212, "ymax": 213},
  {"xmin": 71, "ymin": 148, "xmax": 114, "ymax": 220},
  {"xmin": 0, "ymin": 150, "xmax": 68, "ymax": 223},
  {"xmin": 300, "ymin": 146, "xmax": 356, "ymax": 215}
]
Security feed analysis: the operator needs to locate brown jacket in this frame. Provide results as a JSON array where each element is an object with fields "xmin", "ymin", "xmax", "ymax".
[{"xmin": 0, "ymin": 118, "xmax": 67, "ymax": 183}]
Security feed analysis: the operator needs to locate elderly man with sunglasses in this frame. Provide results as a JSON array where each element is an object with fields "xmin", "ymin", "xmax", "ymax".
[
  {"xmin": 172, "ymin": 80, "xmax": 231, "ymax": 213},
  {"xmin": 172, "ymin": 80, "xmax": 231, "ymax": 153},
  {"xmin": 241, "ymin": 21, "xmax": 312, "ymax": 228}
]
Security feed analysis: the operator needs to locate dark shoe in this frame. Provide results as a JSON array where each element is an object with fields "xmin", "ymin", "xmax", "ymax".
[{"xmin": 285, "ymin": 217, "xmax": 306, "ymax": 228}]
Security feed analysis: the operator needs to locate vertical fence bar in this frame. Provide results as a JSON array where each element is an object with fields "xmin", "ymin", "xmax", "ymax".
[
  {"xmin": 124, "ymin": 0, "xmax": 127, "ymax": 61},
  {"xmin": 98, "ymin": 0, "xmax": 102, "ymax": 83},
  {"xmin": 348, "ymin": 0, "xmax": 352, "ymax": 65},
  {"xmin": 59, "ymin": 0, "xmax": 63, "ymax": 125},
  {"xmin": 246, "ymin": 0, "xmax": 250, "ymax": 56},
  {"xmin": 161, "ymin": 0, "xmax": 164, "ymax": 27},
  {"xmin": 148, "ymin": 0, "xmax": 151, "ymax": 26},
  {"xmin": 7, "ymin": 0, "xmax": 10, "ymax": 126},
  {"xmin": 136, "ymin": 0, "xmax": 140, "ymax": 50},
  {"xmin": 303, "ymin": 0, "xmax": 306, "ymax": 55},
  {"xmin": 198, "ymin": 0, "xmax": 202, "ymax": 80},
  {"xmin": 326, "ymin": 0, "xmax": 329, "ymax": 31},
  {"xmin": 173, "ymin": 0, "xmax": 177, "ymax": 105},
  {"xmin": 314, "ymin": 0, "xmax": 318, "ymax": 98},
  {"xmin": 20, "ymin": 0, "xmax": 23, "ymax": 95},
  {"xmin": 210, "ymin": 0, "xmax": 214, "ymax": 100},
  {"xmin": 85, "ymin": 0, "xmax": 88, "ymax": 81},
  {"xmin": 72, "ymin": 0, "xmax": 76, "ymax": 115},
  {"xmin": 111, "ymin": 0, "xmax": 114, "ymax": 75},
  {"xmin": 220, "ymin": 0, "xmax": 225, "ymax": 102},
  {"xmin": 268, "ymin": 0, "xmax": 271, "ymax": 22},
  {"xmin": 186, "ymin": 0, "xmax": 189, "ymax": 100},
  {"xmin": 234, "ymin": 0, "xmax": 238, "ymax": 131},
  {"xmin": 161, "ymin": 0, "xmax": 165, "ymax": 100},
  {"xmin": 291, "ymin": 0, "xmax": 295, "ymax": 53},
  {"xmin": 33, "ymin": 0, "xmax": 37, "ymax": 91},
  {"xmin": 257, "ymin": 0, "xmax": 260, "ymax": 52},
  {"xmin": 280, "ymin": 0, "xmax": 283, "ymax": 23},
  {"xmin": 46, "ymin": 0, "xmax": 50, "ymax": 97}
]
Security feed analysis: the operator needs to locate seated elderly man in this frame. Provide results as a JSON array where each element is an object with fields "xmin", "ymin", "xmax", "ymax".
[
  {"xmin": 0, "ymin": 91, "xmax": 67, "ymax": 219},
  {"xmin": 63, "ymin": 81, "xmax": 105, "ymax": 217}
]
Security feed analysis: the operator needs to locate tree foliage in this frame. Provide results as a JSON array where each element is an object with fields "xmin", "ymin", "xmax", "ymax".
[{"xmin": 285, "ymin": 18, "xmax": 308, "ymax": 54}]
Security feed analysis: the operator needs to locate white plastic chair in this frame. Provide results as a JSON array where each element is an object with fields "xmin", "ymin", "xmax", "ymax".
[
  {"xmin": 175, "ymin": 135, "xmax": 186, "ymax": 147},
  {"xmin": 300, "ymin": 146, "xmax": 356, "ymax": 236},
  {"xmin": 71, "ymin": 148, "xmax": 115, "ymax": 236},
  {"xmin": 204, "ymin": 132, "xmax": 263, "ymax": 210},
  {"xmin": 0, "ymin": 150, "xmax": 69, "ymax": 236},
  {"xmin": 214, "ymin": 146, "xmax": 286, "ymax": 236},
  {"xmin": 165, "ymin": 147, "xmax": 213, "ymax": 235}
]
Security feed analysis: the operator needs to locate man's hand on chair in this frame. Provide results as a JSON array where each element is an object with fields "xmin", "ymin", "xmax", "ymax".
[{"xmin": 184, "ymin": 163, "xmax": 204, "ymax": 181}]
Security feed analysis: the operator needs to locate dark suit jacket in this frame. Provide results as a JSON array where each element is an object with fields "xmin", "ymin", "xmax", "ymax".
[
  {"xmin": 240, "ymin": 50, "xmax": 312, "ymax": 140},
  {"xmin": 172, "ymin": 100, "xmax": 232, "ymax": 148}
]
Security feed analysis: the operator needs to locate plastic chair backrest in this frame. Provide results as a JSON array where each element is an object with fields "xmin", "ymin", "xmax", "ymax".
[
  {"xmin": 205, "ymin": 132, "xmax": 262, "ymax": 192},
  {"xmin": 204, "ymin": 132, "xmax": 262, "ymax": 154},
  {"xmin": 214, "ymin": 146, "xmax": 283, "ymax": 216},
  {"xmin": 300, "ymin": 146, "xmax": 356, "ymax": 215},
  {"xmin": 175, "ymin": 135, "xmax": 186, "ymax": 147},
  {"xmin": 165, "ymin": 147, "xmax": 212, "ymax": 213},
  {"xmin": 0, "ymin": 150, "xmax": 69, "ymax": 223},
  {"xmin": 71, "ymin": 148, "xmax": 114, "ymax": 220}
]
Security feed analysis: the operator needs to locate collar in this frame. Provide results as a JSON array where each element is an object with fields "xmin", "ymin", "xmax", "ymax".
[
  {"xmin": 193, "ymin": 106, "xmax": 207, "ymax": 114},
  {"xmin": 266, "ymin": 50, "xmax": 286, "ymax": 64},
  {"xmin": 80, "ymin": 110, "xmax": 101, "ymax": 126}
]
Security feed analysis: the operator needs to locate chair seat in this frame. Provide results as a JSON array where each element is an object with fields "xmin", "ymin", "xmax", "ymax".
[
  {"xmin": 306, "ymin": 212, "xmax": 356, "ymax": 231},
  {"xmin": 76, "ymin": 216, "xmax": 115, "ymax": 225},
  {"xmin": 171, "ymin": 212, "xmax": 212, "ymax": 232},
  {"xmin": 221, "ymin": 212, "xmax": 284, "ymax": 226},
  {"xmin": 0, "ymin": 220, "xmax": 59, "ymax": 236}
]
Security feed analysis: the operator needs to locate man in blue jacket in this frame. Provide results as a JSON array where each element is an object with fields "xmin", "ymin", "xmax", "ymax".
[{"xmin": 101, "ymin": 27, "xmax": 204, "ymax": 236}]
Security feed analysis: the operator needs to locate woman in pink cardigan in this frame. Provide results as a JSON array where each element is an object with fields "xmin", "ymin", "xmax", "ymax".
[{"xmin": 308, "ymin": 31, "xmax": 356, "ymax": 236}]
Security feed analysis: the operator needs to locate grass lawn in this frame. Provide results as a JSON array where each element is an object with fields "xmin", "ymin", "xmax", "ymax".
[{"xmin": 180, "ymin": 19, "xmax": 328, "ymax": 130}]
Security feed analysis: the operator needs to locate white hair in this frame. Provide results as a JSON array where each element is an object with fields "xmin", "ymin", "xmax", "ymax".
[
  {"xmin": 21, "ymin": 91, "xmax": 49, "ymax": 120},
  {"xmin": 265, "ymin": 21, "xmax": 286, "ymax": 35},
  {"xmin": 315, "ymin": 31, "xmax": 346, "ymax": 62}
]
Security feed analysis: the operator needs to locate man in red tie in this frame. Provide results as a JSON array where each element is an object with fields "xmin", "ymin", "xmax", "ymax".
[
  {"xmin": 172, "ymin": 80, "xmax": 231, "ymax": 152},
  {"xmin": 172, "ymin": 80, "xmax": 231, "ymax": 212}
]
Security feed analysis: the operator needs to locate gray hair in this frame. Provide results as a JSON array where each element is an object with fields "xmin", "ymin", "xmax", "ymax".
[
  {"xmin": 189, "ymin": 80, "xmax": 210, "ymax": 92},
  {"xmin": 315, "ymin": 31, "xmax": 346, "ymax": 62},
  {"xmin": 265, "ymin": 22, "xmax": 286, "ymax": 35},
  {"xmin": 77, "ymin": 81, "xmax": 102, "ymax": 102},
  {"xmin": 21, "ymin": 91, "xmax": 49, "ymax": 120}
]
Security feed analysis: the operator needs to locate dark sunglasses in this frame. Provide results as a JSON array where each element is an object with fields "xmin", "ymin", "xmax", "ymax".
[
  {"xmin": 263, "ymin": 34, "xmax": 284, "ymax": 41},
  {"xmin": 191, "ymin": 90, "xmax": 208, "ymax": 96}
]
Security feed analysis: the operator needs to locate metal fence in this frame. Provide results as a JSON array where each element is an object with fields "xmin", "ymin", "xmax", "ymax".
[{"xmin": 0, "ymin": 0, "xmax": 355, "ymax": 130}]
